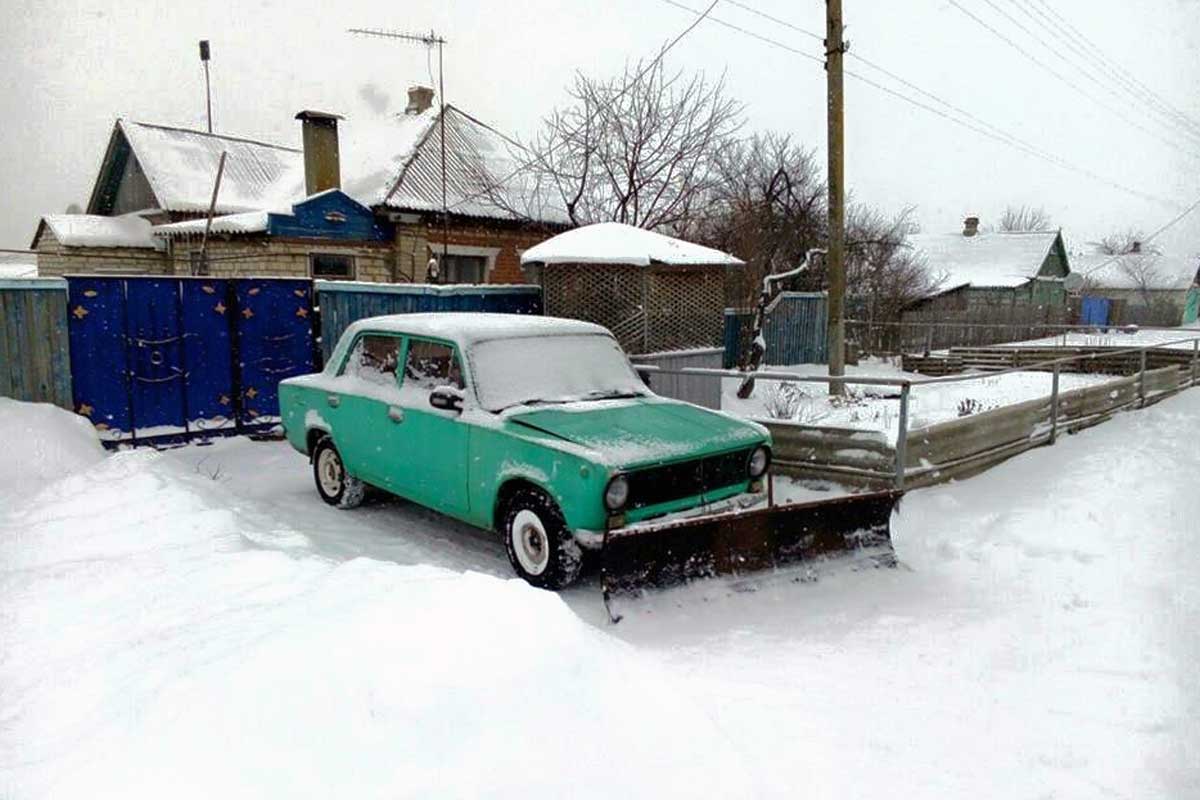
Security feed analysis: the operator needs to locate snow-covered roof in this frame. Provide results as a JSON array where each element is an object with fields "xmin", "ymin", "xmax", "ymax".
[
  {"xmin": 346, "ymin": 106, "xmax": 567, "ymax": 225},
  {"xmin": 151, "ymin": 211, "xmax": 269, "ymax": 239},
  {"xmin": 345, "ymin": 312, "xmax": 609, "ymax": 346},
  {"xmin": 1071, "ymin": 249, "xmax": 1199, "ymax": 291},
  {"xmin": 0, "ymin": 256, "xmax": 38, "ymax": 278},
  {"xmin": 118, "ymin": 120, "xmax": 304, "ymax": 214},
  {"xmin": 907, "ymin": 231, "xmax": 1060, "ymax": 292},
  {"xmin": 39, "ymin": 212, "xmax": 162, "ymax": 250},
  {"xmin": 521, "ymin": 222, "xmax": 745, "ymax": 267}
]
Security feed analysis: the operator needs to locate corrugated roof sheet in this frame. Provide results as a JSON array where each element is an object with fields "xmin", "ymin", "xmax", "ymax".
[
  {"xmin": 907, "ymin": 231, "xmax": 1060, "ymax": 292},
  {"xmin": 121, "ymin": 121, "xmax": 304, "ymax": 214},
  {"xmin": 371, "ymin": 106, "xmax": 567, "ymax": 224}
]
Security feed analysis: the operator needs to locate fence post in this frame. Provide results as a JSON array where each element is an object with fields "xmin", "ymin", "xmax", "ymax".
[
  {"xmin": 1138, "ymin": 348, "xmax": 1147, "ymax": 406},
  {"xmin": 1049, "ymin": 362, "xmax": 1060, "ymax": 445},
  {"xmin": 894, "ymin": 382, "xmax": 910, "ymax": 490},
  {"xmin": 1192, "ymin": 339, "xmax": 1198, "ymax": 387}
]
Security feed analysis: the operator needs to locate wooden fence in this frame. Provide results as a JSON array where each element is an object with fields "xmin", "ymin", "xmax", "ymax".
[{"xmin": 0, "ymin": 278, "xmax": 72, "ymax": 408}]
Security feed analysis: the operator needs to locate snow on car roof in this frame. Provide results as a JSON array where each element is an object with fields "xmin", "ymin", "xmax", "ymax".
[
  {"xmin": 521, "ymin": 222, "xmax": 745, "ymax": 267},
  {"xmin": 346, "ymin": 313, "xmax": 611, "ymax": 346}
]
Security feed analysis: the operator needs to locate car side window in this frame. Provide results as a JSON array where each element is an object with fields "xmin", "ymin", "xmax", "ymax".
[
  {"xmin": 404, "ymin": 339, "xmax": 464, "ymax": 392},
  {"xmin": 342, "ymin": 334, "xmax": 401, "ymax": 387}
]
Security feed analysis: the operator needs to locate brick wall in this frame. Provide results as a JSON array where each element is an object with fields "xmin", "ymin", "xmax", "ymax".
[
  {"xmin": 167, "ymin": 237, "xmax": 394, "ymax": 281},
  {"xmin": 34, "ymin": 228, "xmax": 167, "ymax": 276},
  {"xmin": 399, "ymin": 220, "xmax": 557, "ymax": 284}
]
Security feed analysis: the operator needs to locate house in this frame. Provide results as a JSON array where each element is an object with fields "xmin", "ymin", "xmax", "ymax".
[
  {"xmin": 29, "ymin": 86, "xmax": 565, "ymax": 283},
  {"xmin": 520, "ymin": 222, "xmax": 745, "ymax": 353},
  {"xmin": 900, "ymin": 217, "xmax": 1072, "ymax": 347},
  {"xmin": 1070, "ymin": 244, "xmax": 1199, "ymax": 326}
]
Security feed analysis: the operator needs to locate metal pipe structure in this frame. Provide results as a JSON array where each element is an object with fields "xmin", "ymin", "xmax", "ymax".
[
  {"xmin": 1050, "ymin": 363, "xmax": 1060, "ymax": 444},
  {"xmin": 894, "ymin": 383, "xmax": 910, "ymax": 490}
]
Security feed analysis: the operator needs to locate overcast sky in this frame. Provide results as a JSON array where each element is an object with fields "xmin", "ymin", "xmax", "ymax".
[{"xmin": 2, "ymin": 0, "xmax": 1198, "ymax": 256}]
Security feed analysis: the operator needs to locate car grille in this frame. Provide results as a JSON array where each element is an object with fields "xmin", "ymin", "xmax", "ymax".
[{"xmin": 625, "ymin": 447, "xmax": 754, "ymax": 510}]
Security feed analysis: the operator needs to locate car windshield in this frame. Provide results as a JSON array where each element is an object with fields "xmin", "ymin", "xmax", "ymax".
[{"xmin": 469, "ymin": 333, "xmax": 648, "ymax": 412}]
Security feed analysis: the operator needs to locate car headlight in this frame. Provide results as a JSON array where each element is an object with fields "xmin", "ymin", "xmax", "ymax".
[
  {"xmin": 604, "ymin": 475, "xmax": 630, "ymax": 511},
  {"xmin": 748, "ymin": 445, "xmax": 771, "ymax": 479}
]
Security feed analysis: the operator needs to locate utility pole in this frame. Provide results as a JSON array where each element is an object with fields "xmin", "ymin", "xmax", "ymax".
[
  {"xmin": 348, "ymin": 27, "xmax": 449, "ymax": 281},
  {"xmin": 825, "ymin": 0, "xmax": 847, "ymax": 395},
  {"xmin": 199, "ymin": 40, "xmax": 213, "ymax": 134},
  {"xmin": 198, "ymin": 151, "xmax": 226, "ymax": 276}
]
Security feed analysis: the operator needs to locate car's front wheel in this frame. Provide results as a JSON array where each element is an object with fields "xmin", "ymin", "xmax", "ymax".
[
  {"xmin": 312, "ymin": 437, "xmax": 365, "ymax": 509},
  {"xmin": 502, "ymin": 488, "xmax": 583, "ymax": 589}
]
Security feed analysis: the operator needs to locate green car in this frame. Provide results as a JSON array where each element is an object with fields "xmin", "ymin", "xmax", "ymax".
[{"xmin": 279, "ymin": 313, "xmax": 771, "ymax": 589}]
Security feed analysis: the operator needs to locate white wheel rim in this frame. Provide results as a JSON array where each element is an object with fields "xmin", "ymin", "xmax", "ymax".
[
  {"xmin": 511, "ymin": 509, "xmax": 550, "ymax": 576},
  {"xmin": 317, "ymin": 448, "xmax": 343, "ymax": 496}
]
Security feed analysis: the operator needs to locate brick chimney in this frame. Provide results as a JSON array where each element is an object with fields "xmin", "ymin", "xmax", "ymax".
[
  {"xmin": 405, "ymin": 85, "xmax": 435, "ymax": 115},
  {"xmin": 963, "ymin": 216, "xmax": 980, "ymax": 237},
  {"xmin": 294, "ymin": 110, "xmax": 343, "ymax": 196}
]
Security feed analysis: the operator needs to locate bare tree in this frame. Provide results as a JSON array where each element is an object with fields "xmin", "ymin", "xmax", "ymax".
[
  {"xmin": 843, "ymin": 205, "xmax": 937, "ymax": 324},
  {"xmin": 1093, "ymin": 228, "xmax": 1161, "ymax": 256},
  {"xmin": 512, "ymin": 60, "xmax": 742, "ymax": 229},
  {"xmin": 999, "ymin": 205, "xmax": 1053, "ymax": 232},
  {"xmin": 684, "ymin": 132, "xmax": 826, "ymax": 306}
]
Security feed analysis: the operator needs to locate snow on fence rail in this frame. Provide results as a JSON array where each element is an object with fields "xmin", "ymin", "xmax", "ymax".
[{"xmin": 639, "ymin": 333, "xmax": 1200, "ymax": 490}]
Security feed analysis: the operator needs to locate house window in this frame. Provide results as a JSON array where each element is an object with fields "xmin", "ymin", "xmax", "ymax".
[
  {"xmin": 310, "ymin": 253, "xmax": 355, "ymax": 279},
  {"xmin": 441, "ymin": 254, "xmax": 487, "ymax": 284},
  {"xmin": 404, "ymin": 339, "xmax": 464, "ymax": 392}
]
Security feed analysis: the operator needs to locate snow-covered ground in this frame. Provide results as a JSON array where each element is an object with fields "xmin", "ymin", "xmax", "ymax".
[
  {"xmin": 1003, "ymin": 327, "xmax": 1200, "ymax": 350},
  {"xmin": 721, "ymin": 360, "xmax": 1114, "ymax": 440},
  {"xmin": 3, "ymin": 393, "xmax": 1198, "ymax": 798}
]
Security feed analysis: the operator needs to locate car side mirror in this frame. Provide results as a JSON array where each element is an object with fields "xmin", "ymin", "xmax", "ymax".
[{"xmin": 429, "ymin": 385, "xmax": 464, "ymax": 413}]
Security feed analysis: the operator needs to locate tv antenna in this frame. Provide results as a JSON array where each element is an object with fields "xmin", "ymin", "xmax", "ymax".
[{"xmin": 349, "ymin": 27, "xmax": 449, "ymax": 280}]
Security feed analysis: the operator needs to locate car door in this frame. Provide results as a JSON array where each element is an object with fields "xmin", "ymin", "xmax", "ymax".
[
  {"xmin": 327, "ymin": 331, "xmax": 405, "ymax": 489},
  {"xmin": 392, "ymin": 336, "xmax": 471, "ymax": 517}
]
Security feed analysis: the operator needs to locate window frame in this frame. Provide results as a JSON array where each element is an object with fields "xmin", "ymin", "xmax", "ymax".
[
  {"xmin": 309, "ymin": 252, "xmax": 357, "ymax": 280},
  {"xmin": 337, "ymin": 331, "xmax": 404, "ymax": 387},
  {"xmin": 400, "ymin": 335, "xmax": 468, "ymax": 395}
]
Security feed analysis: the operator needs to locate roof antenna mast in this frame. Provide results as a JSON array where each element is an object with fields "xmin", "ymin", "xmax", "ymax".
[
  {"xmin": 348, "ymin": 27, "xmax": 449, "ymax": 282},
  {"xmin": 199, "ymin": 40, "xmax": 213, "ymax": 134}
]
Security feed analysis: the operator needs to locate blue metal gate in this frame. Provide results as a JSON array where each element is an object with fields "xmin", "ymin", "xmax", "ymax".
[
  {"xmin": 66, "ymin": 277, "xmax": 314, "ymax": 443},
  {"xmin": 723, "ymin": 292, "xmax": 829, "ymax": 367}
]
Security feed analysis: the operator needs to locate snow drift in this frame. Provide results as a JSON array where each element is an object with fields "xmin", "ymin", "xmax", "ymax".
[
  {"xmin": 0, "ymin": 398, "xmax": 105, "ymax": 495},
  {"xmin": 0, "ymin": 445, "xmax": 749, "ymax": 799}
]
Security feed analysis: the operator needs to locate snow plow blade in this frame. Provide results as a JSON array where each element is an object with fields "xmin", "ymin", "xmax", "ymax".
[{"xmin": 600, "ymin": 490, "xmax": 902, "ymax": 622}]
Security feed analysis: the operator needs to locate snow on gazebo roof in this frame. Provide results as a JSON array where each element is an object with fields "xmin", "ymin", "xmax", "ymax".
[{"xmin": 520, "ymin": 222, "xmax": 744, "ymax": 267}]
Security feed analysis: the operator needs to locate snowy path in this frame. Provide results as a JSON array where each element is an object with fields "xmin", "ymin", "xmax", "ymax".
[{"xmin": 3, "ymin": 392, "xmax": 1198, "ymax": 798}]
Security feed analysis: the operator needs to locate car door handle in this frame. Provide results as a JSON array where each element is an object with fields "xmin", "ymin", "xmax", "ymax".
[
  {"xmin": 387, "ymin": 406, "xmax": 405, "ymax": 423},
  {"xmin": 326, "ymin": 394, "xmax": 340, "ymax": 408}
]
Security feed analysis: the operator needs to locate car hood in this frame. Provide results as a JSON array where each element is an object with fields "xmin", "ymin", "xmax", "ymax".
[{"xmin": 504, "ymin": 398, "xmax": 766, "ymax": 468}]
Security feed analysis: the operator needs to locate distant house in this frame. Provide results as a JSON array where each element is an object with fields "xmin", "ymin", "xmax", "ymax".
[
  {"xmin": 901, "ymin": 217, "xmax": 1072, "ymax": 347},
  {"xmin": 1070, "ymin": 244, "xmax": 1199, "ymax": 326},
  {"xmin": 29, "ymin": 86, "xmax": 565, "ymax": 283}
]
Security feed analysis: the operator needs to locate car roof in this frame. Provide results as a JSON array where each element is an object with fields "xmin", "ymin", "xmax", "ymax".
[{"xmin": 345, "ymin": 312, "xmax": 612, "ymax": 347}]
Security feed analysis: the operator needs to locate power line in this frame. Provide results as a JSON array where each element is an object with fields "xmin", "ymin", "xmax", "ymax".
[
  {"xmin": 947, "ymin": 0, "xmax": 1200, "ymax": 161},
  {"xmin": 1022, "ymin": 0, "xmax": 1200, "ymax": 140},
  {"xmin": 1082, "ymin": 192, "xmax": 1200, "ymax": 276},
  {"xmin": 657, "ymin": 0, "xmax": 1182, "ymax": 209},
  {"xmin": 443, "ymin": 0, "xmax": 720, "ymax": 215},
  {"xmin": 994, "ymin": 0, "xmax": 1200, "ymax": 146}
]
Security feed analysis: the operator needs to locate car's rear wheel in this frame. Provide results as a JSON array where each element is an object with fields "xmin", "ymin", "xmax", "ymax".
[
  {"xmin": 502, "ymin": 488, "xmax": 582, "ymax": 589},
  {"xmin": 312, "ymin": 437, "xmax": 365, "ymax": 509}
]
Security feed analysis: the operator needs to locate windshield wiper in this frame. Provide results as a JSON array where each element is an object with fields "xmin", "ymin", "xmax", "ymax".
[{"xmin": 583, "ymin": 390, "xmax": 645, "ymax": 400}]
